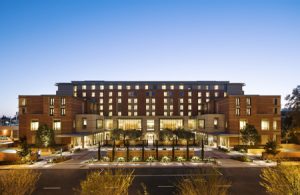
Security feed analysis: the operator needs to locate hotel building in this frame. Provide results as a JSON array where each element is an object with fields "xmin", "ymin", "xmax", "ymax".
[{"xmin": 19, "ymin": 81, "xmax": 281, "ymax": 148}]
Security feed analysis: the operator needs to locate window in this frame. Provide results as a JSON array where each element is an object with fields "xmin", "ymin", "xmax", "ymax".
[
  {"xmin": 179, "ymin": 85, "xmax": 184, "ymax": 90},
  {"xmin": 100, "ymin": 85, "xmax": 104, "ymax": 90},
  {"xmin": 118, "ymin": 92, "xmax": 122, "ymax": 97},
  {"xmin": 199, "ymin": 119, "xmax": 205, "ymax": 129},
  {"xmin": 198, "ymin": 99, "xmax": 202, "ymax": 104},
  {"xmin": 118, "ymin": 85, "xmax": 122, "ymax": 90},
  {"xmin": 188, "ymin": 98, "xmax": 192, "ymax": 103},
  {"xmin": 61, "ymin": 98, "xmax": 66, "ymax": 106},
  {"xmin": 82, "ymin": 85, "xmax": 86, "ymax": 90},
  {"xmin": 246, "ymin": 98, "xmax": 251, "ymax": 106},
  {"xmin": 214, "ymin": 92, "xmax": 219, "ymax": 97},
  {"xmin": 146, "ymin": 105, "xmax": 150, "ymax": 110},
  {"xmin": 160, "ymin": 119, "xmax": 183, "ymax": 130},
  {"xmin": 82, "ymin": 118, "xmax": 87, "ymax": 129},
  {"xmin": 135, "ymin": 85, "xmax": 140, "ymax": 90},
  {"xmin": 73, "ymin": 86, "xmax": 77, "ymax": 92},
  {"xmin": 236, "ymin": 98, "xmax": 240, "ymax": 106},
  {"xmin": 134, "ymin": 112, "xmax": 138, "ymax": 116},
  {"xmin": 213, "ymin": 118, "xmax": 218, "ymax": 129},
  {"xmin": 118, "ymin": 119, "xmax": 142, "ymax": 130},
  {"xmin": 30, "ymin": 120, "xmax": 39, "ymax": 131},
  {"xmin": 99, "ymin": 98, "xmax": 103, "ymax": 104},
  {"xmin": 180, "ymin": 111, "xmax": 184, "ymax": 116},
  {"xmin": 147, "ymin": 120, "xmax": 155, "ymax": 131},
  {"xmin": 170, "ymin": 85, "xmax": 174, "ymax": 90},
  {"xmin": 273, "ymin": 121, "xmax": 277, "ymax": 130},
  {"xmin": 82, "ymin": 92, "xmax": 86, "ymax": 97},
  {"xmin": 134, "ymin": 98, "xmax": 138, "ymax": 103},
  {"xmin": 118, "ymin": 98, "xmax": 122, "ymax": 103},
  {"xmin": 206, "ymin": 92, "xmax": 210, "ymax": 97},
  {"xmin": 274, "ymin": 108, "xmax": 278, "ymax": 114},
  {"xmin": 49, "ymin": 108, "xmax": 54, "ymax": 116},
  {"xmin": 164, "ymin": 112, "xmax": 168, "ymax": 116},
  {"xmin": 145, "ymin": 85, "xmax": 149, "ymax": 90},
  {"xmin": 50, "ymin": 98, "xmax": 55, "ymax": 106},
  {"xmin": 214, "ymin": 85, "xmax": 219, "ymax": 90},
  {"xmin": 164, "ymin": 92, "xmax": 168, "ymax": 97},
  {"xmin": 118, "ymin": 112, "xmax": 122, "ymax": 116},
  {"xmin": 188, "ymin": 92, "xmax": 192, "ymax": 97},
  {"xmin": 96, "ymin": 119, "xmax": 103, "ymax": 129},
  {"xmin": 109, "ymin": 85, "xmax": 114, "ymax": 90},
  {"xmin": 188, "ymin": 105, "xmax": 192, "ymax": 110},
  {"xmin": 99, "ymin": 92, "xmax": 103, "ymax": 97},
  {"xmin": 91, "ymin": 85, "xmax": 96, "ymax": 90},
  {"xmin": 180, "ymin": 105, "xmax": 184, "ymax": 110},
  {"xmin": 224, "ymin": 92, "xmax": 227, "ymax": 97},
  {"xmin": 198, "ymin": 105, "xmax": 202, "ymax": 110},
  {"xmin": 246, "ymin": 108, "xmax": 251, "ymax": 116},
  {"xmin": 205, "ymin": 85, "xmax": 209, "ymax": 90},
  {"xmin": 126, "ymin": 85, "xmax": 131, "ymax": 90},
  {"xmin": 152, "ymin": 111, "xmax": 155, "ymax": 116},
  {"xmin": 99, "ymin": 105, "xmax": 103, "ymax": 110},
  {"xmin": 109, "ymin": 105, "xmax": 113, "ymax": 110},
  {"xmin": 91, "ymin": 92, "xmax": 95, "ymax": 97},
  {"xmin": 152, "ymin": 105, "xmax": 155, "ymax": 110},
  {"xmin": 206, "ymin": 99, "xmax": 210, "ymax": 103},
  {"xmin": 53, "ymin": 120, "xmax": 61, "ymax": 131},
  {"xmin": 240, "ymin": 120, "xmax": 247, "ymax": 130},
  {"xmin": 274, "ymin": 98, "xmax": 278, "ymax": 105},
  {"xmin": 164, "ymin": 105, "xmax": 168, "ymax": 110},
  {"xmin": 109, "ymin": 112, "xmax": 113, "ymax": 116},
  {"xmin": 61, "ymin": 108, "xmax": 65, "ymax": 116},
  {"xmin": 235, "ymin": 108, "xmax": 240, "ymax": 116},
  {"xmin": 146, "ymin": 98, "xmax": 150, "ymax": 103},
  {"xmin": 134, "ymin": 105, "xmax": 138, "ymax": 110},
  {"xmin": 152, "ymin": 98, "xmax": 155, "ymax": 103},
  {"xmin": 105, "ymin": 119, "xmax": 113, "ymax": 130},
  {"xmin": 162, "ymin": 85, "xmax": 166, "ymax": 90},
  {"xmin": 188, "ymin": 120, "xmax": 196, "ymax": 130},
  {"xmin": 109, "ymin": 98, "xmax": 113, "ymax": 103},
  {"xmin": 261, "ymin": 120, "xmax": 270, "ymax": 130},
  {"xmin": 180, "ymin": 98, "xmax": 184, "ymax": 103},
  {"xmin": 170, "ymin": 105, "xmax": 173, "ymax": 110},
  {"xmin": 109, "ymin": 92, "xmax": 113, "ymax": 97},
  {"xmin": 198, "ymin": 92, "xmax": 202, "ymax": 97}
]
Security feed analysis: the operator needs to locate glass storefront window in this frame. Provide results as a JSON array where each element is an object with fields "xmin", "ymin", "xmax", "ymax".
[
  {"xmin": 160, "ymin": 119, "xmax": 183, "ymax": 130},
  {"xmin": 188, "ymin": 119, "xmax": 196, "ymax": 130},
  {"xmin": 147, "ymin": 120, "xmax": 155, "ymax": 131},
  {"xmin": 96, "ymin": 119, "xmax": 103, "ymax": 129},
  {"xmin": 118, "ymin": 119, "xmax": 142, "ymax": 130},
  {"xmin": 105, "ymin": 119, "xmax": 113, "ymax": 130}
]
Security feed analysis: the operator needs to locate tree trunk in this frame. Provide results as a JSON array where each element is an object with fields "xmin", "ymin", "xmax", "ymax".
[
  {"xmin": 112, "ymin": 140, "xmax": 115, "ymax": 162},
  {"xmin": 142, "ymin": 140, "xmax": 145, "ymax": 162},
  {"xmin": 97, "ymin": 141, "xmax": 101, "ymax": 161},
  {"xmin": 155, "ymin": 140, "xmax": 159, "ymax": 160},
  {"xmin": 186, "ymin": 139, "xmax": 189, "ymax": 161},
  {"xmin": 172, "ymin": 140, "xmax": 175, "ymax": 161},
  {"xmin": 201, "ymin": 138, "xmax": 204, "ymax": 161}
]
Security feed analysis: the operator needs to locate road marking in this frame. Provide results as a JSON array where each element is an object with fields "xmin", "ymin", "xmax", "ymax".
[
  {"xmin": 43, "ymin": 187, "xmax": 61, "ymax": 190},
  {"xmin": 157, "ymin": 185, "xmax": 174, "ymax": 188}
]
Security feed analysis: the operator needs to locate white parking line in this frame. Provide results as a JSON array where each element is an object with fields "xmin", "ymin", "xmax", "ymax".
[{"xmin": 43, "ymin": 187, "xmax": 61, "ymax": 190}]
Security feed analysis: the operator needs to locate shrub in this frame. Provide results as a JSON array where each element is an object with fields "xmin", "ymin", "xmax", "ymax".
[
  {"xmin": 191, "ymin": 156, "xmax": 201, "ymax": 162},
  {"xmin": 232, "ymin": 155, "xmax": 252, "ymax": 162},
  {"xmin": 146, "ymin": 156, "xmax": 156, "ymax": 162},
  {"xmin": 176, "ymin": 156, "xmax": 186, "ymax": 162},
  {"xmin": 117, "ymin": 157, "xmax": 125, "ymax": 162},
  {"xmin": 132, "ymin": 156, "xmax": 140, "ymax": 162},
  {"xmin": 102, "ymin": 156, "xmax": 110, "ymax": 162},
  {"xmin": 161, "ymin": 156, "xmax": 171, "ymax": 163},
  {"xmin": 0, "ymin": 169, "xmax": 40, "ymax": 195}
]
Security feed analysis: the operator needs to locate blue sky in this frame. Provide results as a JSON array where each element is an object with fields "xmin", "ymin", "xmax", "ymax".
[{"xmin": 0, "ymin": 0, "xmax": 299, "ymax": 116}]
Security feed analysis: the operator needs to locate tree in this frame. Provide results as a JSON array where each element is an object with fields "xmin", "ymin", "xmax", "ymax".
[
  {"xmin": 176, "ymin": 168, "xmax": 231, "ymax": 195},
  {"xmin": 174, "ymin": 129, "xmax": 194, "ymax": 140},
  {"xmin": 0, "ymin": 169, "xmax": 40, "ymax": 195},
  {"xmin": 79, "ymin": 169, "xmax": 135, "ymax": 195},
  {"xmin": 97, "ymin": 141, "xmax": 101, "ymax": 161},
  {"xmin": 159, "ymin": 129, "xmax": 174, "ymax": 141},
  {"xmin": 17, "ymin": 136, "xmax": 31, "ymax": 159},
  {"xmin": 260, "ymin": 165, "xmax": 300, "ymax": 195},
  {"xmin": 264, "ymin": 140, "xmax": 280, "ymax": 156},
  {"xmin": 111, "ymin": 129, "xmax": 124, "ymax": 140},
  {"xmin": 240, "ymin": 124, "xmax": 260, "ymax": 146},
  {"xmin": 201, "ymin": 138, "xmax": 205, "ymax": 161},
  {"xmin": 125, "ymin": 130, "xmax": 142, "ymax": 140},
  {"xmin": 186, "ymin": 139, "xmax": 190, "ymax": 161},
  {"xmin": 285, "ymin": 86, "xmax": 300, "ymax": 143},
  {"xmin": 35, "ymin": 124, "xmax": 55, "ymax": 147}
]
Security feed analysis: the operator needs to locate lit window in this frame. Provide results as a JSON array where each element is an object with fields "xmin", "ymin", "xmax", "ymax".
[
  {"xmin": 99, "ymin": 99, "xmax": 103, "ymax": 104},
  {"xmin": 73, "ymin": 92, "xmax": 77, "ymax": 97},
  {"xmin": 134, "ymin": 98, "xmax": 138, "ymax": 103},
  {"xmin": 145, "ymin": 85, "xmax": 149, "ymax": 90},
  {"xmin": 105, "ymin": 119, "xmax": 114, "ymax": 130},
  {"xmin": 73, "ymin": 86, "xmax": 77, "ymax": 92},
  {"xmin": 99, "ymin": 112, "xmax": 103, "ymax": 116},
  {"xmin": 146, "ymin": 105, "xmax": 150, "ymax": 110},
  {"xmin": 164, "ymin": 98, "xmax": 168, "ymax": 103},
  {"xmin": 170, "ymin": 105, "xmax": 173, "ymax": 110},
  {"xmin": 96, "ymin": 120, "xmax": 103, "ymax": 129},
  {"xmin": 180, "ymin": 112, "xmax": 184, "ymax": 116},
  {"xmin": 180, "ymin": 105, "xmax": 184, "ymax": 110},
  {"xmin": 164, "ymin": 105, "xmax": 168, "ymax": 110},
  {"xmin": 214, "ymin": 92, "xmax": 219, "ymax": 97},
  {"xmin": 273, "ymin": 121, "xmax": 277, "ymax": 130},
  {"xmin": 164, "ymin": 112, "xmax": 168, "ymax": 116},
  {"xmin": 188, "ymin": 99, "xmax": 192, "ymax": 103},
  {"xmin": 100, "ymin": 92, "xmax": 103, "ymax": 97},
  {"xmin": 91, "ymin": 92, "xmax": 95, "ymax": 97},
  {"xmin": 246, "ymin": 98, "xmax": 251, "ymax": 106},
  {"xmin": 188, "ymin": 92, "xmax": 192, "ymax": 97},
  {"xmin": 205, "ymin": 85, "xmax": 209, "ymax": 90},
  {"xmin": 109, "ymin": 92, "xmax": 113, "ymax": 97},
  {"xmin": 50, "ymin": 98, "xmax": 55, "ymax": 106},
  {"xmin": 240, "ymin": 120, "xmax": 247, "ymax": 130},
  {"xmin": 109, "ymin": 98, "xmax": 113, "ymax": 103},
  {"xmin": 179, "ymin": 85, "xmax": 184, "ymax": 90},
  {"xmin": 198, "ymin": 92, "xmax": 202, "ymax": 97},
  {"xmin": 246, "ymin": 108, "xmax": 251, "ymax": 116},
  {"xmin": 198, "ymin": 105, "xmax": 202, "ymax": 110},
  {"xmin": 198, "ymin": 99, "xmax": 202, "ymax": 104},
  {"xmin": 53, "ymin": 120, "xmax": 61, "ymax": 131},
  {"xmin": 134, "ymin": 105, "xmax": 138, "ymax": 110},
  {"xmin": 146, "ymin": 98, "xmax": 150, "ymax": 103},
  {"xmin": 134, "ymin": 112, "xmax": 138, "ymax": 116},
  {"xmin": 99, "ymin": 105, "xmax": 103, "ymax": 110},
  {"xmin": 152, "ymin": 98, "xmax": 156, "ymax": 103},
  {"xmin": 128, "ymin": 112, "xmax": 132, "ymax": 116},
  {"xmin": 82, "ymin": 92, "xmax": 86, "ymax": 97},
  {"xmin": 135, "ymin": 85, "xmax": 139, "ymax": 90},
  {"xmin": 164, "ymin": 92, "xmax": 168, "ymax": 97},
  {"xmin": 126, "ymin": 85, "xmax": 131, "ymax": 90},
  {"xmin": 199, "ymin": 119, "xmax": 205, "ymax": 129},
  {"xmin": 146, "ymin": 112, "xmax": 150, "ymax": 116},
  {"xmin": 118, "ymin": 98, "xmax": 122, "ymax": 103},
  {"xmin": 61, "ymin": 108, "xmax": 65, "ymax": 116},
  {"xmin": 128, "ymin": 99, "xmax": 132, "ymax": 104},
  {"xmin": 30, "ymin": 120, "xmax": 39, "ymax": 131},
  {"xmin": 236, "ymin": 98, "xmax": 240, "ymax": 106},
  {"xmin": 118, "ymin": 112, "xmax": 122, "ymax": 116},
  {"xmin": 128, "ymin": 105, "xmax": 132, "ymax": 110},
  {"xmin": 152, "ymin": 105, "xmax": 155, "ymax": 110},
  {"xmin": 188, "ymin": 112, "xmax": 192, "ymax": 116},
  {"xmin": 49, "ymin": 108, "xmax": 54, "ymax": 116},
  {"xmin": 118, "ymin": 92, "xmax": 122, "ymax": 97},
  {"xmin": 147, "ymin": 120, "xmax": 155, "ymax": 130},
  {"xmin": 82, "ymin": 85, "xmax": 86, "ymax": 90},
  {"xmin": 188, "ymin": 105, "xmax": 192, "ymax": 110},
  {"xmin": 100, "ymin": 85, "xmax": 104, "ymax": 90},
  {"xmin": 224, "ymin": 92, "xmax": 227, "ymax": 97},
  {"xmin": 109, "ymin": 112, "xmax": 113, "ymax": 116},
  {"xmin": 160, "ymin": 119, "xmax": 183, "ymax": 130},
  {"xmin": 198, "ymin": 85, "xmax": 202, "ymax": 90},
  {"xmin": 206, "ymin": 92, "xmax": 210, "ymax": 97},
  {"xmin": 170, "ymin": 85, "xmax": 174, "ymax": 90},
  {"xmin": 180, "ymin": 98, "xmax": 184, "ymax": 103},
  {"xmin": 235, "ymin": 108, "xmax": 240, "ymax": 116},
  {"xmin": 82, "ymin": 118, "xmax": 87, "ymax": 129},
  {"xmin": 118, "ymin": 119, "xmax": 142, "ymax": 130},
  {"xmin": 162, "ymin": 85, "xmax": 166, "ymax": 90},
  {"xmin": 61, "ymin": 98, "xmax": 66, "ymax": 106},
  {"xmin": 109, "ymin": 85, "xmax": 114, "ymax": 90},
  {"xmin": 214, "ymin": 85, "xmax": 219, "ymax": 90},
  {"xmin": 91, "ymin": 85, "xmax": 96, "ymax": 90},
  {"xmin": 261, "ymin": 120, "xmax": 270, "ymax": 130},
  {"xmin": 118, "ymin": 85, "xmax": 122, "ymax": 90},
  {"xmin": 214, "ymin": 118, "xmax": 218, "ymax": 128},
  {"xmin": 152, "ymin": 112, "xmax": 155, "ymax": 116},
  {"xmin": 206, "ymin": 99, "xmax": 210, "ymax": 103},
  {"xmin": 109, "ymin": 105, "xmax": 113, "ymax": 110}
]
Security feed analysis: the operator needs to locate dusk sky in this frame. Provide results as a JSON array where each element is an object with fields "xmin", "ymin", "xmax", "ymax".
[{"xmin": 0, "ymin": 0, "xmax": 299, "ymax": 116}]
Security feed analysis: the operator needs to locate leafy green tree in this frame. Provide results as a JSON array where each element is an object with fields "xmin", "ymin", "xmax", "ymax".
[
  {"xmin": 240, "ymin": 124, "xmax": 260, "ymax": 146},
  {"xmin": 111, "ymin": 129, "xmax": 125, "ymax": 140},
  {"xmin": 159, "ymin": 129, "xmax": 174, "ymax": 141},
  {"xmin": 174, "ymin": 129, "xmax": 194, "ymax": 140},
  {"xmin": 35, "ymin": 124, "xmax": 55, "ymax": 147},
  {"xmin": 264, "ymin": 140, "xmax": 280, "ymax": 156},
  {"xmin": 125, "ymin": 130, "xmax": 142, "ymax": 139}
]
